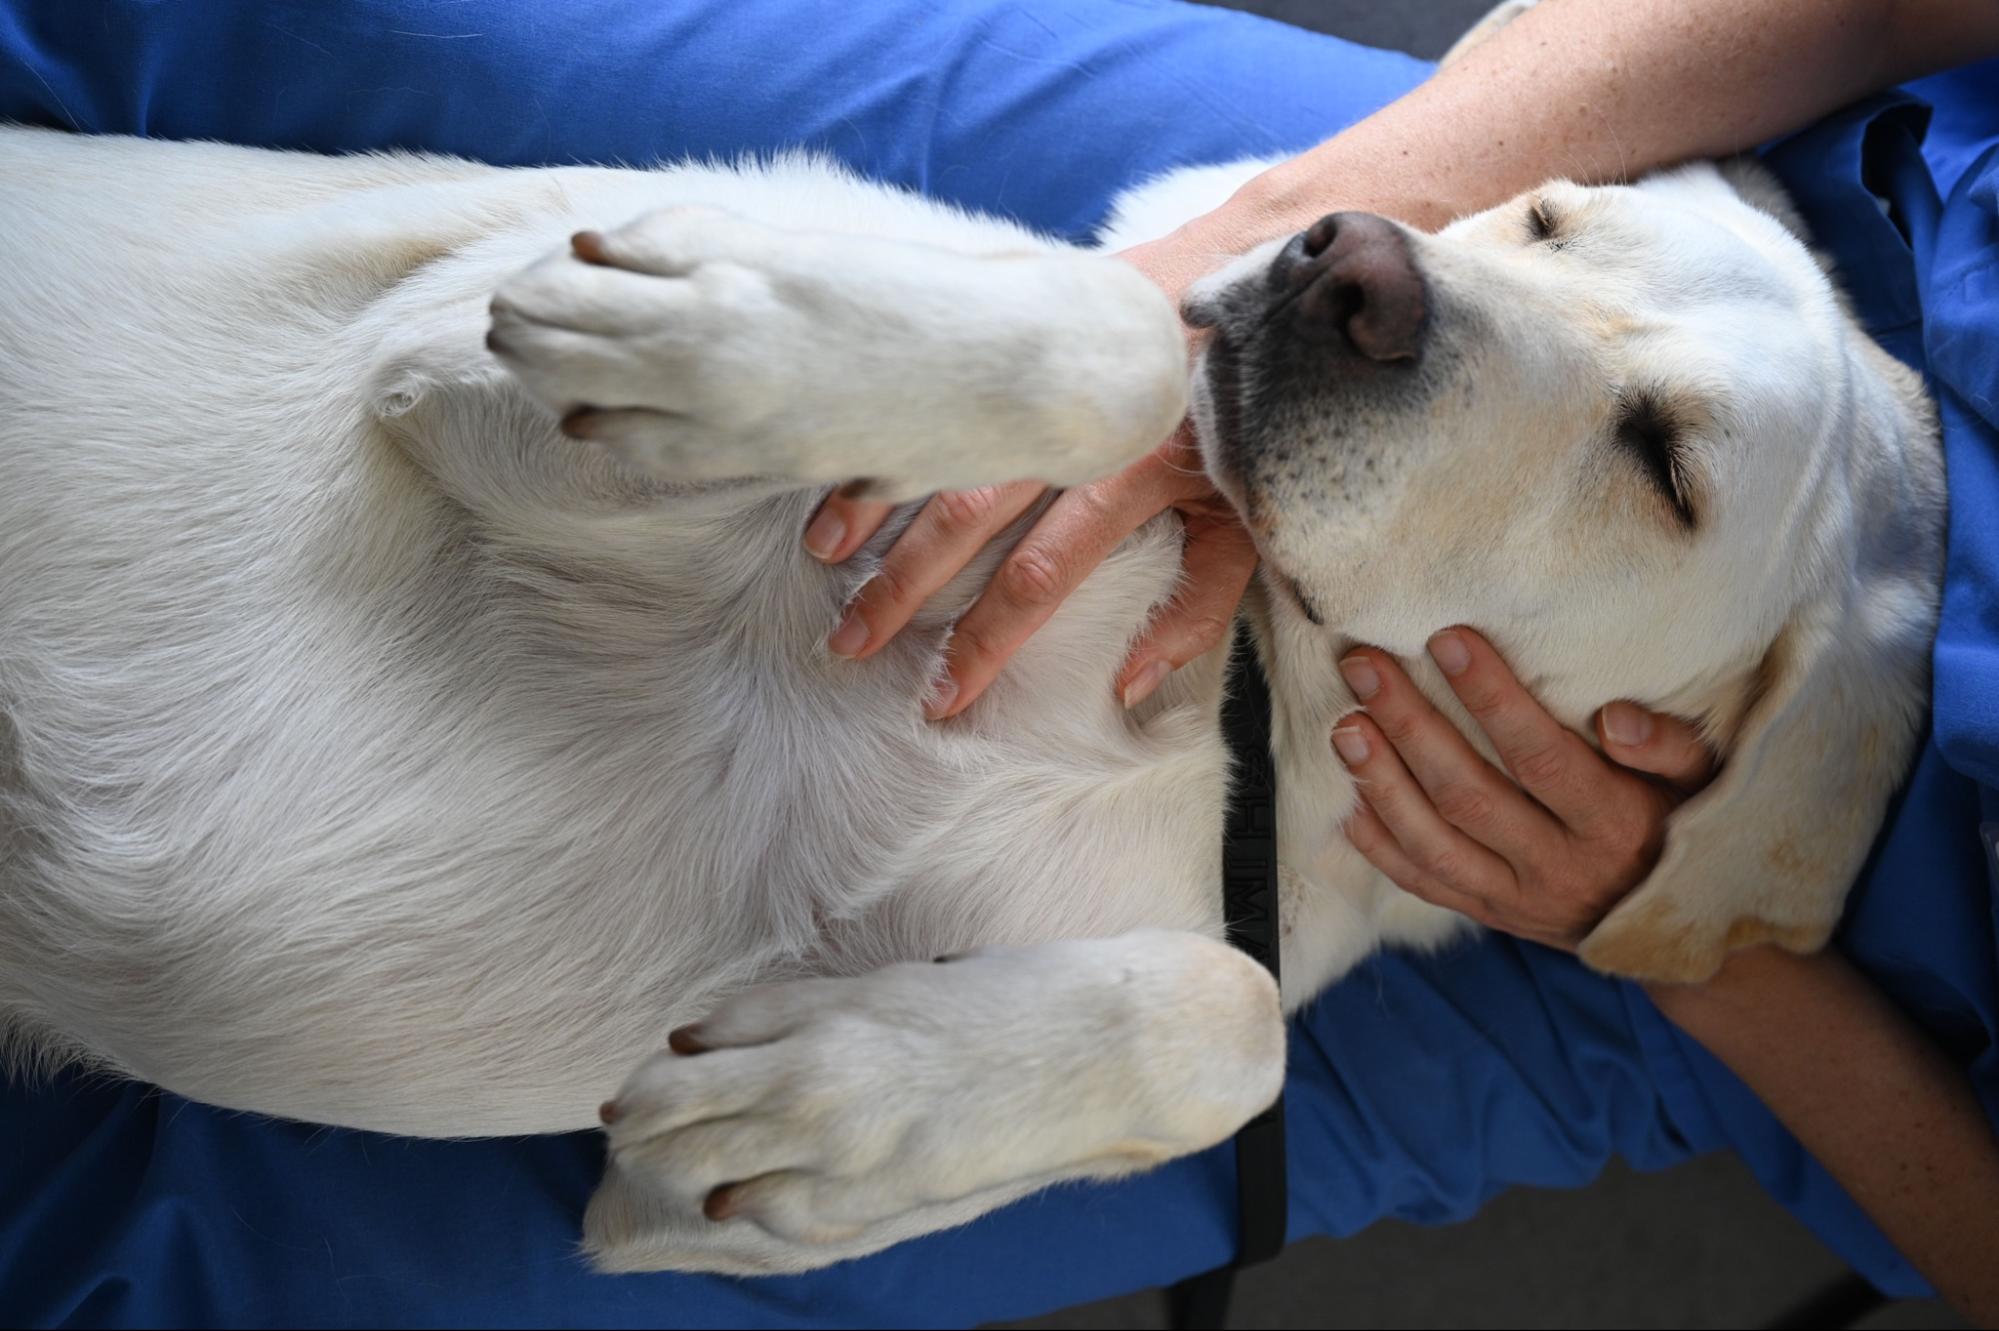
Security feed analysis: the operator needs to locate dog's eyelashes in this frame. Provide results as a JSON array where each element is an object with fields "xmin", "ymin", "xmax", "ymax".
[
  {"xmin": 1526, "ymin": 199, "xmax": 1572, "ymax": 252},
  {"xmin": 1615, "ymin": 390, "xmax": 1698, "ymax": 530},
  {"xmin": 1526, "ymin": 199, "xmax": 1558, "ymax": 242}
]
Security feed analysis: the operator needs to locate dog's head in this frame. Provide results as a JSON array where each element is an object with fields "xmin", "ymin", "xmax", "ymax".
[{"xmin": 1188, "ymin": 162, "xmax": 1944, "ymax": 981}]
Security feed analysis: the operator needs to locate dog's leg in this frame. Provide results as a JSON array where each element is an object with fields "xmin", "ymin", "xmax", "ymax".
[
  {"xmin": 582, "ymin": 929, "xmax": 1283, "ymax": 1275},
  {"xmin": 486, "ymin": 209, "xmax": 1189, "ymax": 501}
]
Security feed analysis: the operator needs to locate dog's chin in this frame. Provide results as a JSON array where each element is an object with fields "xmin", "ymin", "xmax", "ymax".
[
  {"xmin": 1187, "ymin": 373, "xmax": 1265, "ymax": 527},
  {"xmin": 1196, "ymin": 440, "xmax": 1250, "ymax": 524},
  {"xmin": 1190, "ymin": 334, "xmax": 1260, "ymax": 502},
  {"xmin": 1190, "ymin": 433, "xmax": 1327, "ymax": 629}
]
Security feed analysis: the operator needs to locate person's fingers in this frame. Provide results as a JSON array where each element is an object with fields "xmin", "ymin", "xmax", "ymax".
[
  {"xmin": 1337, "ymin": 647, "xmax": 1567, "ymax": 862},
  {"xmin": 927, "ymin": 461, "xmax": 1180, "ymax": 719},
  {"xmin": 1116, "ymin": 507, "xmax": 1258, "ymax": 707},
  {"xmin": 1331, "ymin": 712, "xmax": 1516, "ymax": 901},
  {"xmin": 1342, "ymin": 797, "xmax": 1497, "ymax": 926},
  {"xmin": 1426, "ymin": 627, "xmax": 1647, "ymax": 837},
  {"xmin": 1595, "ymin": 702, "xmax": 1719, "ymax": 794},
  {"xmin": 802, "ymin": 487, "xmax": 898, "ymax": 565},
  {"xmin": 825, "ymin": 481, "xmax": 1044, "ymax": 661}
]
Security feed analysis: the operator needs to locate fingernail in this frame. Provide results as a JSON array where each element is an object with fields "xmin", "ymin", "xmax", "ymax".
[
  {"xmin": 1602, "ymin": 701, "xmax": 1653, "ymax": 748},
  {"xmin": 803, "ymin": 507, "xmax": 846, "ymax": 560},
  {"xmin": 1339, "ymin": 656, "xmax": 1380, "ymax": 700},
  {"xmin": 598, "ymin": 1100, "xmax": 621, "ymax": 1126},
  {"xmin": 1428, "ymin": 631, "xmax": 1471, "ymax": 676},
  {"xmin": 668, "ymin": 1026, "xmax": 708, "ymax": 1055},
  {"xmin": 923, "ymin": 675, "xmax": 959, "ymax": 720},
  {"xmin": 826, "ymin": 610, "xmax": 867, "ymax": 658},
  {"xmin": 1332, "ymin": 725, "xmax": 1371, "ymax": 766},
  {"xmin": 1122, "ymin": 661, "xmax": 1171, "ymax": 709}
]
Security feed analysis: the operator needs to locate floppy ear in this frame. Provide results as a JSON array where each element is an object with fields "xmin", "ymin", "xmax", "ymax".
[
  {"xmin": 1581, "ymin": 279, "xmax": 1945, "ymax": 985},
  {"xmin": 1579, "ymin": 582, "xmax": 1935, "ymax": 983}
]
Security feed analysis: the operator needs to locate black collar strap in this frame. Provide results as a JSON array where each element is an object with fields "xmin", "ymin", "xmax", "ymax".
[{"xmin": 1218, "ymin": 624, "xmax": 1286, "ymax": 1267}]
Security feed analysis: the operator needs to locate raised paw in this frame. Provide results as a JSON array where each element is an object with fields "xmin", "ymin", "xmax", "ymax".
[
  {"xmin": 487, "ymin": 208, "xmax": 808, "ymax": 479},
  {"xmin": 489, "ymin": 207, "xmax": 1188, "ymax": 496}
]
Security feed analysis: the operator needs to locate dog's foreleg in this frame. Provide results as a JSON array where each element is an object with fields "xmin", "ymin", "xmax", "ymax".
[
  {"xmin": 487, "ymin": 209, "xmax": 1188, "ymax": 500},
  {"xmin": 579, "ymin": 929, "xmax": 1283, "ymax": 1274}
]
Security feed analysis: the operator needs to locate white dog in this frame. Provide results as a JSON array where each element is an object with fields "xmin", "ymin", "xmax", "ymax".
[{"xmin": 0, "ymin": 18, "xmax": 1942, "ymax": 1275}]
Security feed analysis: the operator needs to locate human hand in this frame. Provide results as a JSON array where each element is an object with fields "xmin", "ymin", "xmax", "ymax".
[{"xmin": 1333, "ymin": 628, "xmax": 1717, "ymax": 950}]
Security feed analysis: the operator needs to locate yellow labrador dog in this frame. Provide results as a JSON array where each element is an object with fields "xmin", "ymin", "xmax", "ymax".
[{"xmin": 0, "ymin": 15, "xmax": 1941, "ymax": 1278}]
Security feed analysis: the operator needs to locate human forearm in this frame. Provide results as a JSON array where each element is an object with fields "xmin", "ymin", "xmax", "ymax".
[
  {"xmin": 1178, "ymin": 0, "xmax": 1999, "ymax": 266},
  {"xmin": 1647, "ymin": 948, "xmax": 1999, "ymax": 1326}
]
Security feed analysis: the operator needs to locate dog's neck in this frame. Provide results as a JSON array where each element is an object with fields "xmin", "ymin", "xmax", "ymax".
[{"xmin": 1242, "ymin": 582, "xmax": 1385, "ymax": 950}]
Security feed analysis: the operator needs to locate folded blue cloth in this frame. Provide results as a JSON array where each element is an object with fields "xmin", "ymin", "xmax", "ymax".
[{"xmin": 1, "ymin": 3, "xmax": 1993, "ymax": 1325}]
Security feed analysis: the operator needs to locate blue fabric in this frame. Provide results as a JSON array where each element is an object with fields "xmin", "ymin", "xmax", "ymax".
[
  {"xmin": 0, "ymin": 0, "xmax": 1429, "ymax": 243},
  {"xmin": 1, "ymin": 2, "xmax": 1995, "ymax": 1325}
]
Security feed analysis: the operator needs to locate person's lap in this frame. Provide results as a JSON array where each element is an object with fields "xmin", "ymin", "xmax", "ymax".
[{"xmin": 0, "ymin": 2, "xmax": 1989, "ymax": 1325}]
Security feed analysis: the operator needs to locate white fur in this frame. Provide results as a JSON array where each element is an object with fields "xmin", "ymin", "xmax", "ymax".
[{"xmin": 0, "ymin": 101, "xmax": 1940, "ymax": 1276}]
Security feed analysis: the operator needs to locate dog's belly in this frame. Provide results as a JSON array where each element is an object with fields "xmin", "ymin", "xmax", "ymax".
[
  {"xmin": 0, "ymin": 441, "xmax": 1229, "ymax": 1137},
  {"xmin": 0, "ymin": 126, "xmax": 1242, "ymax": 1136}
]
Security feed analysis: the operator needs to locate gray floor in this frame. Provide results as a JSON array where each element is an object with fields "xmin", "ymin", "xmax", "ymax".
[
  {"xmin": 1191, "ymin": 0, "xmax": 1499, "ymax": 59},
  {"xmin": 1000, "ymin": 4, "xmax": 1965, "ymax": 1328},
  {"xmin": 999, "ymin": 1155, "xmax": 1962, "ymax": 1329}
]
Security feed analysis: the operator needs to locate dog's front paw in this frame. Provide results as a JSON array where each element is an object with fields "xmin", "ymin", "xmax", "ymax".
[
  {"xmin": 591, "ymin": 935, "xmax": 1282, "ymax": 1260},
  {"xmin": 487, "ymin": 208, "xmax": 814, "ymax": 481},
  {"xmin": 597, "ymin": 961, "xmax": 1056, "ymax": 1249},
  {"xmin": 489, "ymin": 207, "xmax": 1188, "ymax": 496}
]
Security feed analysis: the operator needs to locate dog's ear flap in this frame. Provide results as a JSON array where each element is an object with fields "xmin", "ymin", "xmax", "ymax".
[{"xmin": 1579, "ymin": 589, "xmax": 1932, "ymax": 984}]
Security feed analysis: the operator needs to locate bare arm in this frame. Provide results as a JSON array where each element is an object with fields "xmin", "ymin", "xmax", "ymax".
[
  {"xmin": 809, "ymin": 0, "xmax": 1999, "ymax": 720},
  {"xmin": 1648, "ymin": 948, "xmax": 1999, "ymax": 1327},
  {"xmin": 1165, "ymin": 0, "xmax": 1999, "ymax": 276}
]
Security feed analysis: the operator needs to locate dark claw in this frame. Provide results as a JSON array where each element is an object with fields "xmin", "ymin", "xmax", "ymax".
[
  {"xmin": 667, "ymin": 1025, "xmax": 709, "ymax": 1055},
  {"xmin": 703, "ymin": 1183, "xmax": 741, "ymax": 1222}
]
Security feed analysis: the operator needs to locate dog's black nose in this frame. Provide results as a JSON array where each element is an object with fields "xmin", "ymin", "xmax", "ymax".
[{"xmin": 1276, "ymin": 212, "xmax": 1425, "ymax": 362}]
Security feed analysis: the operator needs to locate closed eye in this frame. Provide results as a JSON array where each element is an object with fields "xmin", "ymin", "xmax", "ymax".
[
  {"xmin": 1527, "ymin": 199, "xmax": 1559, "ymax": 242},
  {"xmin": 1615, "ymin": 391, "xmax": 1697, "ymax": 529},
  {"xmin": 1526, "ymin": 199, "xmax": 1572, "ymax": 252}
]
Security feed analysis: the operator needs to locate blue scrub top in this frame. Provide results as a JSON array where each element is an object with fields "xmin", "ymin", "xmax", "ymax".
[{"xmin": 0, "ymin": 3, "xmax": 1994, "ymax": 1325}]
